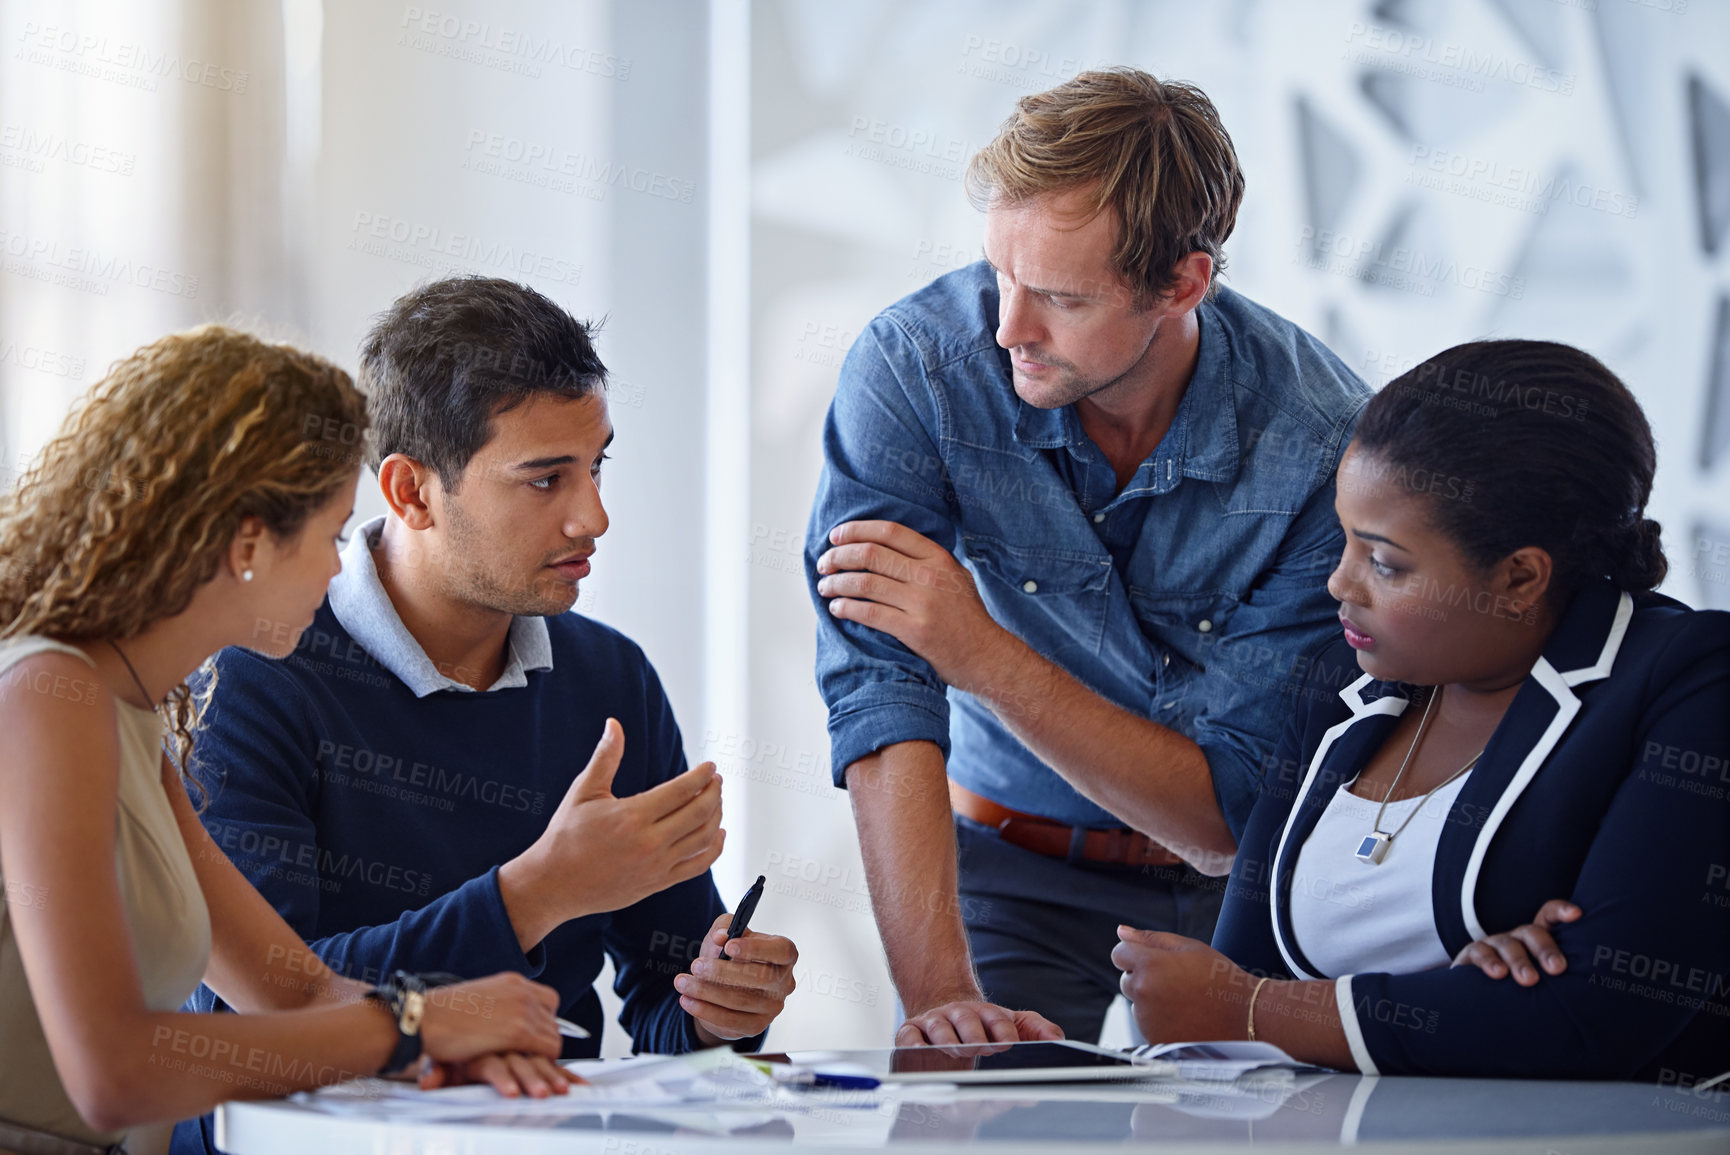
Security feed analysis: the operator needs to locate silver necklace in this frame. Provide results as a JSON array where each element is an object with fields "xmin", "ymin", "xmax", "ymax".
[{"xmin": 1355, "ymin": 686, "xmax": 1482, "ymax": 865}]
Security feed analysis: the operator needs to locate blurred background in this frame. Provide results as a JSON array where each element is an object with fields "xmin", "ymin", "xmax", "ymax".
[{"xmin": 2, "ymin": 0, "xmax": 1726, "ymax": 1053}]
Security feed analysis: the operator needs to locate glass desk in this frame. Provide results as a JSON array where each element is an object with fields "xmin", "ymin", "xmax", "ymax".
[{"xmin": 216, "ymin": 1070, "xmax": 1730, "ymax": 1153}]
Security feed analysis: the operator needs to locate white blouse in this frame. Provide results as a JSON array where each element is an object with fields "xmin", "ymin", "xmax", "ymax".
[{"xmin": 1287, "ymin": 771, "xmax": 1473, "ymax": 978}]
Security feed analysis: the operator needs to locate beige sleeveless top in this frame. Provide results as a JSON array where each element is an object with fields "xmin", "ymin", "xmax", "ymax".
[{"xmin": 0, "ymin": 637, "xmax": 212, "ymax": 1153}]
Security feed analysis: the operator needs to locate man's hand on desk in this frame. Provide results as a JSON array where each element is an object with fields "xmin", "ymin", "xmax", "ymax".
[
  {"xmin": 678, "ymin": 914, "xmax": 799, "ymax": 1044},
  {"xmin": 499, "ymin": 718, "xmax": 727, "ymax": 950},
  {"xmin": 896, "ymin": 995, "xmax": 1064, "ymax": 1047},
  {"xmin": 816, "ymin": 520, "xmax": 1020, "ymax": 692}
]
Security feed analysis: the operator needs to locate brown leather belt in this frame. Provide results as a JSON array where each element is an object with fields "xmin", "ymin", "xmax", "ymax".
[{"xmin": 949, "ymin": 781, "xmax": 1186, "ymax": 868}]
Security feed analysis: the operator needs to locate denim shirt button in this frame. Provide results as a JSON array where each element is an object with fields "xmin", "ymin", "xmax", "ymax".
[
  {"xmin": 1163, "ymin": 653, "xmax": 1171, "ymax": 667},
  {"xmin": 1092, "ymin": 512, "xmax": 1106, "ymax": 523},
  {"xmin": 1021, "ymin": 580, "xmax": 1039, "ymax": 594},
  {"xmin": 1197, "ymin": 619, "xmax": 1213, "ymax": 633}
]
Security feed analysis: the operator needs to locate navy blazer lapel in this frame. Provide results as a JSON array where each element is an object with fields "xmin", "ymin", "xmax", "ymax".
[
  {"xmin": 1270, "ymin": 674, "xmax": 1410, "ymax": 980},
  {"xmin": 1271, "ymin": 581, "xmax": 1636, "ymax": 973},
  {"xmin": 1435, "ymin": 581, "xmax": 1635, "ymax": 949},
  {"xmin": 1431, "ymin": 670, "xmax": 1567, "ymax": 951}
]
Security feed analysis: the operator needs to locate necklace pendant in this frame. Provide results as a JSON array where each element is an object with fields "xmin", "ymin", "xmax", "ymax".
[{"xmin": 1355, "ymin": 832, "xmax": 1392, "ymax": 865}]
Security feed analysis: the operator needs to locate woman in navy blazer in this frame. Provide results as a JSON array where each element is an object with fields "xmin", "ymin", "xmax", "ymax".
[{"xmin": 1112, "ymin": 339, "xmax": 1729, "ymax": 1084}]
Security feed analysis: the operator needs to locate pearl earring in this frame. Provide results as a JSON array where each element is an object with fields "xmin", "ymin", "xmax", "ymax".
[{"xmin": 241, "ymin": 569, "xmax": 254, "ymax": 583}]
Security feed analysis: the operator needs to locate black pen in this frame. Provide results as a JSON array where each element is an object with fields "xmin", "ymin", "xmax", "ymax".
[{"xmin": 723, "ymin": 874, "xmax": 767, "ymax": 951}]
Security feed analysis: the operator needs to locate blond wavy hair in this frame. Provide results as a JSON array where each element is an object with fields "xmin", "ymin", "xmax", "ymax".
[
  {"xmin": 967, "ymin": 67, "xmax": 1244, "ymax": 303},
  {"xmin": 0, "ymin": 325, "xmax": 366, "ymax": 802}
]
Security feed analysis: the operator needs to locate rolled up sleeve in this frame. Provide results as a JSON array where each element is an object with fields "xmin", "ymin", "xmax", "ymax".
[
  {"xmin": 806, "ymin": 318, "xmax": 961, "ymax": 785},
  {"xmin": 1189, "ymin": 477, "xmax": 1349, "ymax": 840}
]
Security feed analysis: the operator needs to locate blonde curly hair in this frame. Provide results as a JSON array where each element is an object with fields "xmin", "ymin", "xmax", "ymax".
[{"xmin": 0, "ymin": 325, "xmax": 367, "ymax": 802}]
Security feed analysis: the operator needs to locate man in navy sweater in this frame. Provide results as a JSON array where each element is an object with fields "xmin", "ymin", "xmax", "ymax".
[{"xmin": 173, "ymin": 277, "xmax": 795, "ymax": 1149}]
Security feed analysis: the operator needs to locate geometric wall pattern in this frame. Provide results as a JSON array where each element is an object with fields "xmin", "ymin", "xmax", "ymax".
[
  {"xmin": 1692, "ymin": 73, "xmax": 1730, "ymax": 257},
  {"xmin": 744, "ymin": 0, "xmax": 1730, "ymax": 1045}
]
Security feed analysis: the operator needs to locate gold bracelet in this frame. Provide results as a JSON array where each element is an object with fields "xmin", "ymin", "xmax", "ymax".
[{"xmin": 1246, "ymin": 975, "xmax": 1272, "ymax": 1041}]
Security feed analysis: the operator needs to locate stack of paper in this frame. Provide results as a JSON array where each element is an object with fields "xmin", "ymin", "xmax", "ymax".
[
  {"xmin": 1127, "ymin": 1040, "xmax": 1318, "ymax": 1081},
  {"xmin": 287, "ymin": 1047, "xmax": 917, "ymax": 1140}
]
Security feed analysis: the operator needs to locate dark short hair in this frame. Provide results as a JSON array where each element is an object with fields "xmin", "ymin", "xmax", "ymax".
[
  {"xmin": 358, "ymin": 276, "xmax": 606, "ymax": 489},
  {"xmin": 1353, "ymin": 339, "xmax": 1666, "ymax": 597}
]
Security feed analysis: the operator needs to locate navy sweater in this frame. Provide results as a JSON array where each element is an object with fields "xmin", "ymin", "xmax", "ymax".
[{"xmin": 183, "ymin": 600, "xmax": 733, "ymax": 1049}]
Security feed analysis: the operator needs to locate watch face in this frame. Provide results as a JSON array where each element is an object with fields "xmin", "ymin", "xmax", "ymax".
[{"xmin": 402, "ymin": 988, "xmax": 426, "ymax": 1034}]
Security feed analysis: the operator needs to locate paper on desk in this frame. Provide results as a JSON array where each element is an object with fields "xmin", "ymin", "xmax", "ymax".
[
  {"xmin": 293, "ymin": 1047, "xmax": 890, "ymax": 1124},
  {"xmin": 1128, "ymin": 1040, "xmax": 1314, "ymax": 1082}
]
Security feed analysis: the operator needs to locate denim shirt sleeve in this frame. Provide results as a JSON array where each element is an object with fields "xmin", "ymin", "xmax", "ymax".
[
  {"xmin": 1208, "ymin": 699, "xmax": 1305, "ymax": 976},
  {"xmin": 1189, "ymin": 475, "xmax": 1349, "ymax": 841},
  {"xmin": 806, "ymin": 316, "xmax": 960, "ymax": 785}
]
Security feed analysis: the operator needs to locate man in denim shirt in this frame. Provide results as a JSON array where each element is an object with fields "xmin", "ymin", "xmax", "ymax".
[{"xmin": 807, "ymin": 70, "xmax": 1369, "ymax": 1046}]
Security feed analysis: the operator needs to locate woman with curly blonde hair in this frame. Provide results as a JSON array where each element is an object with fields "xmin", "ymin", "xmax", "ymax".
[{"xmin": 0, "ymin": 326, "xmax": 572, "ymax": 1155}]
